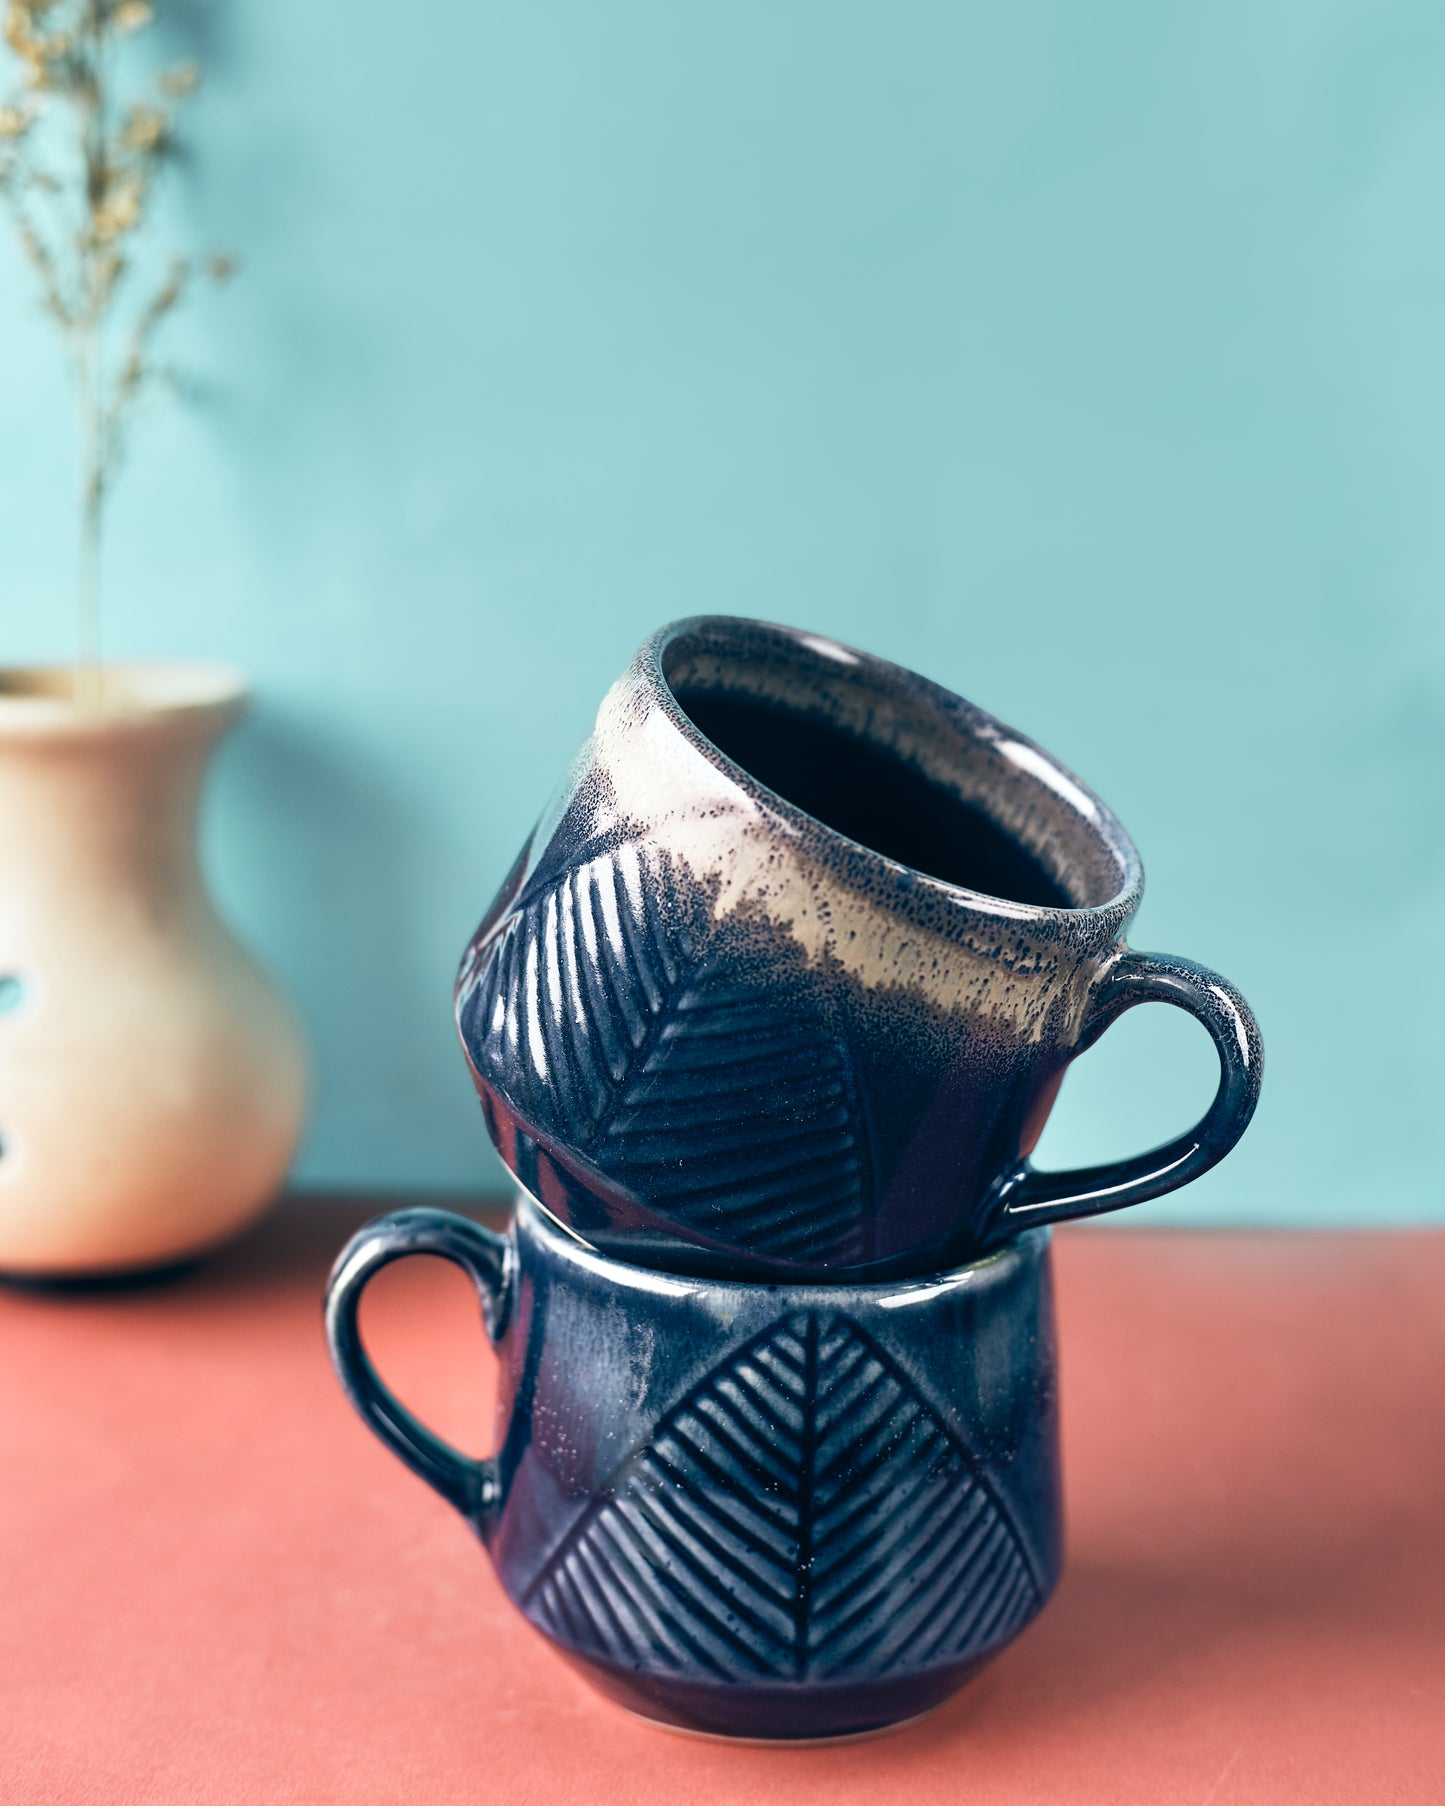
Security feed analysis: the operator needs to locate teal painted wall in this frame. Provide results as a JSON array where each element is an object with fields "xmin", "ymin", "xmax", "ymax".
[{"xmin": 3, "ymin": 3, "xmax": 1442, "ymax": 1220}]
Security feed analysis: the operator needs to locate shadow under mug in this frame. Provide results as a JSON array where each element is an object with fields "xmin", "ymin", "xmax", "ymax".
[
  {"xmin": 325, "ymin": 1196, "xmax": 1063, "ymax": 1743},
  {"xmin": 456, "ymin": 616, "xmax": 1263, "ymax": 1280}
]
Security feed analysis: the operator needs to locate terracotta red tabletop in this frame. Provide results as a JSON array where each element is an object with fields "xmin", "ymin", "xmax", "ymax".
[{"xmin": 2, "ymin": 1198, "xmax": 1442, "ymax": 1804}]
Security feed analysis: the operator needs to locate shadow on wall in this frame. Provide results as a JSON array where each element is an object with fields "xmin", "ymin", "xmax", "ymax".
[{"xmin": 210, "ymin": 701, "xmax": 493, "ymax": 1190}]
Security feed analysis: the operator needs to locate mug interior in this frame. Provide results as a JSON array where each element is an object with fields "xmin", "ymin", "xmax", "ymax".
[
  {"xmin": 662, "ymin": 623, "xmax": 1130, "ymax": 912},
  {"xmin": 680, "ymin": 687, "xmax": 1070, "ymax": 908}
]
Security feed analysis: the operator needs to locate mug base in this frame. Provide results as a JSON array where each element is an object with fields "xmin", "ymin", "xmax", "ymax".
[
  {"xmin": 558, "ymin": 1646, "xmax": 993, "ymax": 1742},
  {"xmin": 619, "ymin": 1697, "xmax": 949, "ymax": 1747}
]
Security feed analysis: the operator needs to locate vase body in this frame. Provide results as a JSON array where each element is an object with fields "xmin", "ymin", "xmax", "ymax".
[{"xmin": 0, "ymin": 664, "xmax": 307, "ymax": 1274}]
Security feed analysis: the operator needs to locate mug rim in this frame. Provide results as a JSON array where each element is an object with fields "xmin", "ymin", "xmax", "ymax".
[
  {"xmin": 641, "ymin": 615, "xmax": 1143, "ymax": 929},
  {"xmin": 514, "ymin": 1187, "xmax": 1048, "ymax": 1306}
]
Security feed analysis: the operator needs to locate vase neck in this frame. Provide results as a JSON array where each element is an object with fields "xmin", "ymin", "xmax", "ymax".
[{"xmin": 0, "ymin": 713, "xmax": 230, "ymax": 902}]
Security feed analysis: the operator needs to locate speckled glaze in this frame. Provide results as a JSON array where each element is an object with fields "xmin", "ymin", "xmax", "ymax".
[
  {"xmin": 325, "ymin": 1195, "xmax": 1061, "ymax": 1742},
  {"xmin": 456, "ymin": 617, "xmax": 1262, "ymax": 1280}
]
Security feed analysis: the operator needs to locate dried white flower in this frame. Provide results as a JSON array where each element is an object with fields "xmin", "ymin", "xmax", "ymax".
[
  {"xmin": 109, "ymin": 1, "xmax": 152, "ymax": 34},
  {"xmin": 119, "ymin": 102, "xmax": 165, "ymax": 151},
  {"xmin": 156, "ymin": 60, "xmax": 196, "ymax": 98}
]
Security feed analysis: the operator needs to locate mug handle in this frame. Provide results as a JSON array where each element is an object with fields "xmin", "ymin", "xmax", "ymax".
[
  {"xmin": 324, "ymin": 1208, "xmax": 514, "ymax": 1535},
  {"xmin": 983, "ymin": 950, "xmax": 1262, "ymax": 1239}
]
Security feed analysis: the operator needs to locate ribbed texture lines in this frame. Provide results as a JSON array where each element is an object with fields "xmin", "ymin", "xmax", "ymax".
[
  {"xmin": 464, "ymin": 844, "xmax": 872, "ymax": 1265},
  {"xmin": 524, "ymin": 1311, "xmax": 1041, "ymax": 1683}
]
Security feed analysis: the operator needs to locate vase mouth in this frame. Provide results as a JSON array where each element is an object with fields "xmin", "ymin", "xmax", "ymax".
[
  {"xmin": 646, "ymin": 616, "xmax": 1141, "ymax": 926},
  {"xmin": 0, "ymin": 662, "xmax": 248, "ymax": 737}
]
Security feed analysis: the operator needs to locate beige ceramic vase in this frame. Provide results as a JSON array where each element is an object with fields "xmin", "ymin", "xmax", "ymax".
[{"xmin": 0, "ymin": 664, "xmax": 308, "ymax": 1275}]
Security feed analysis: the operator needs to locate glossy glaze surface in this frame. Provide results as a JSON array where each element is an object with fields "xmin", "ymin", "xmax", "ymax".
[
  {"xmin": 325, "ymin": 1196, "xmax": 1062, "ymax": 1741},
  {"xmin": 455, "ymin": 617, "xmax": 1261, "ymax": 1278}
]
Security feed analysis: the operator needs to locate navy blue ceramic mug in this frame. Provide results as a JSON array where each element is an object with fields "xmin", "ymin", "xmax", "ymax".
[
  {"xmin": 325, "ymin": 1196, "xmax": 1062, "ymax": 1742},
  {"xmin": 456, "ymin": 616, "xmax": 1262, "ymax": 1280}
]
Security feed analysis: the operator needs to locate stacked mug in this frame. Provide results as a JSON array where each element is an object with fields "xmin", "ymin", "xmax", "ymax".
[{"xmin": 326, "ymin": 617, "xmax": 1262, "ymax": 1742}]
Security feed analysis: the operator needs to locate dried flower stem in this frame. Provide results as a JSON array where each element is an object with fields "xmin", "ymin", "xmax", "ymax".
[
  {"xmin": 0, "ymin": 0, "xmax": 230, "ymax": 707},
  {"xmin": 75, "ymin": 0, "xmax": 103, "ymax": 703}
]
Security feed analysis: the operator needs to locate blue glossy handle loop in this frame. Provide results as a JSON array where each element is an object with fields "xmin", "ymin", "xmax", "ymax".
[
  {"xmin": 324, "ymin": 1208, "xmax": 514, "ymax": 1536},
  {"xmin": 985, "ymin": 951, "xmax": 1263, "ymax": 1240}
]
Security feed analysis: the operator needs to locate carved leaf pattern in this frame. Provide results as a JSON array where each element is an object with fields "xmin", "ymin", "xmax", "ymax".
[
  {"xmin": 462, "ymin": 844, "xmax": 872, "ymax": 1266},
  {"xmin": 524, "ymin": 1310, "xmax": 1042, "ymax": 1681}
]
